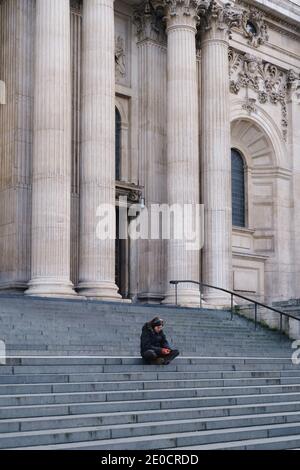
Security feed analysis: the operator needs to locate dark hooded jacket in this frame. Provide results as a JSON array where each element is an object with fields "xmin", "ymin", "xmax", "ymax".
[{"xmin": 140, "ymin": 322, "xmax": 171, "ymax": 356}]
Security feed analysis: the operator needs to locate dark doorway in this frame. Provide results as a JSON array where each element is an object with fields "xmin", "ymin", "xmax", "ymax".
[{"xmin": 115, "ymin": 206, "xmax": 129, "ymax": 298}]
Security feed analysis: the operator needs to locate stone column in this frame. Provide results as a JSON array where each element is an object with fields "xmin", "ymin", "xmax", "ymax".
[
  {"xmin": 78, "ymin": 0, "xmax": 121, "ymax": 300},
  {"xmin": 26, "ymin": 0, "xmax": 76, "ymax": 297},
  {"xmin": 163, "ymin": 0, "xmax": 205, "ymax": 306},
  {"xmin": 0, "ymin": 0, "xmax": 33, "ymax": 293},
  {"xmin": 288, "ymin": 74, "xmax": 300, "ymax": 339},
  {"xmin": 134, "ymin": 2, "xmax": 167, "ymax": 303},
  {"xmin": 200, "ymin": 1, "xmax": 241, "ymax": 305}
]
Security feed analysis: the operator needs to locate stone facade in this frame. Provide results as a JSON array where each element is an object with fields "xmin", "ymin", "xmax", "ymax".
[{"xmin": 0, "ymin": 0, "xmax": 299, "ymax": 308}]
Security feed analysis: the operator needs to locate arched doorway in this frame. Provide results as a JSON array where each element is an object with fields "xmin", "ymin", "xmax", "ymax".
[{"xmin": 230, "ymin": 116, "xmax": 293, "ymax": 304}]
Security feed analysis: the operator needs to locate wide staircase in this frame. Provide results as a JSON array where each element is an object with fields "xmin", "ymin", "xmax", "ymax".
[{"xmin": 0, "ymin": 294, "xmax": 300, "ymax": 450}]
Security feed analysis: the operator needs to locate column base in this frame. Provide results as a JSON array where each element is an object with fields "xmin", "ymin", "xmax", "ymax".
[
  {"xmin": 162, "ymin": 287, "xmax": 205, "ymax": 308},
  {"xmin": 25, "ymin": 278, "xmax": 78, "ymax": 299},
  {"xmin": 77, "ymin": 280, "xmax": 122, "ymax": 301},
  {"xmin": 0, "ymin": 282, "xmax": 28, "ymax": 295}
]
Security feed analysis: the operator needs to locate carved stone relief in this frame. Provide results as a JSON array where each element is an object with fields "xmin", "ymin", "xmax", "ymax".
[
  {"xmin": 229, "ymin": 48, "xmax": 300, "ymax": 141},
  {"xmin": 115, "ymin": 35, "xmax": 126, "ymax": 79}
]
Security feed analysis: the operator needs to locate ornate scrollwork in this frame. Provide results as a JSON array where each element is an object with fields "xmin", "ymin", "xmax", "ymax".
[
  {"xmin": 199, "ymin": 0, "xmax": 243, "ymax": 40},
  {"xmin": 229, "ymin": 48, "xmax": 300, "ymax": 141},
  {"xmin": 165, "ymin": 0, "xmax": 206, "ymax": 18},
  {"xmin": 241, "ymin": 6, "xmax": 269, "ymax": 48},
  {"xmin": 242, "ymin": 98, "xmax": 257, "ymax": 115}
]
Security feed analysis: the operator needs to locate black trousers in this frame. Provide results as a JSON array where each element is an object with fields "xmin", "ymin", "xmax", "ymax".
[{"xmin": 142, "ymin": 349, "xmax": 180, "ymax": 364}]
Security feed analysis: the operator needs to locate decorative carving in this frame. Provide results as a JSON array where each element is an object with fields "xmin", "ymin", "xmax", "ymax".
[
  {"xmin": 241, "ymin": 7, "xmax": 269, "ymax": 48},
  {"xmin": 163, "ymin": 0, "xmax": 210, "ymax": 31},
  {"xmin": 286, "ymin": 69, "xmax": 300, "ymax": 104},
  {"xmin": 115, "ymin": 182, "xmax": 143, "ymax": 205},
  {"xmin": 287, "ymin": 69, "xmax": 300, "ymax": 90},
  {"xmin": 237, "ymin": 0, "xmax": 299, "ymax": 42},
  {"xmin": 242, "ymin": 98, "xmax": 257, "ymax": 115},
  {"xmin": 229, "ymin": 48, "xmax": 300, "ymax": 141},
  {"xmin": 287, "ymin": 69, "xmax": 298, "ymax": 85},
  {"xmin": 165, "ymin": 0, "xmax": 205, "ymax": 18},
  {"xmin": 115, "ymin": 36, "xmax": 126, "ymax": 78},
  {"xmin": 199, "ymin": 0, "xmax": 243, "ymax": 41},
  {"xmin": 133, "ymin": 1, "xmax": 166, "ymax": 43}
]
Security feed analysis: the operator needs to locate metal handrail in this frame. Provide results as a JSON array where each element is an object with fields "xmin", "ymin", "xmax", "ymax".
[{"xmin": 170, "ymin": 279, "xmax": 300, "ymax": 333}]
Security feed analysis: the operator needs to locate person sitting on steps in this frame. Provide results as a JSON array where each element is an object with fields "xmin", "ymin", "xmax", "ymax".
[{"xmin": 140, "ymin": 317, "xmax": 180, "ymax": 365}]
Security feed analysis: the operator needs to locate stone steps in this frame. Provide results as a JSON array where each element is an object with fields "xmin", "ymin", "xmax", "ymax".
[
  {"xmin": 4, "ymin": 384, "xmax": 300, "ymax": 420},
  {"xmin": 2, "ymin": 364, "xmax": 300, "ymax": 376},
  {"xmin": 1, "ymin": 355, "xmax": 300, "ymax": 448},
  {"xmin": 0, "ymin": 296, "xmax": 298, "ymax": 449},
  {"xmin": 4, "ymin": 356, "xmax": 294, "ymax": 365},
  {"xmin": 4, "ymin": 383, "xmax": 300, "ymax": 407},
  {"xmin": 2, "ymin": 406, "xmax": 300, "ymax": 434},
  {"xmin": 0, "ymin": 295, "xmax": 293, "ymax": 359},
  {"xmin": 2, "ymin": 415, "xmax": 300, "ymax": 450},
  {"xmin": 8, "ymin": 422, "xmax": 300, "ymax": 450},
  {"xmin": 2, "ymin": 368, "xmax": 300, "ymax": 385},
  {"xmin": 175, "ymin": 434, "xmax": 300, "ymax": 450},
  {"xmin": 1, "ymin": 375, "xmax": 300, "ymax": 396}
]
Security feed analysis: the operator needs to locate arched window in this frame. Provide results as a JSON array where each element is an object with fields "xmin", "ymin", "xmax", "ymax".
[
  {"xmin": 115, "ymin": 107, "xmax": 121, "ymax": 181},
  {"xmin": 231, "ymin": 148, "xmax": 246, "ymax": 228}
]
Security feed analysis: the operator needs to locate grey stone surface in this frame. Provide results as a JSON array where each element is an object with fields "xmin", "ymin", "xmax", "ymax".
[{"xmin": 0, "ymin": 297, "xmax": 299, "ymax": 449}]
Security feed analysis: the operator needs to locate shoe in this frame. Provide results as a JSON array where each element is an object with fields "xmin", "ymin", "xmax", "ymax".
[{"xmin": 164, "ymin": 350, "xmax": 179, "ymax": 365}]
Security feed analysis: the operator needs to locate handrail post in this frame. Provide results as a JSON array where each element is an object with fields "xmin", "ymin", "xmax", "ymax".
[
  {"xmin": 280, "ymin": 313, "xmax": 283, "ymax": 334},
  {"xmin": 199, "ymin": 283, "xmax": 202, "ymax": 310},
  {"xmin": 231, "ymin": 293, "xmax": 233, "ymax": 321},
  {"xmin": 255, "ymin": 303, "xmax": 257, "ymax": 330},
  {"xmin": 175, "ymin": 283, "xmax": 178, "ymax": 306}
]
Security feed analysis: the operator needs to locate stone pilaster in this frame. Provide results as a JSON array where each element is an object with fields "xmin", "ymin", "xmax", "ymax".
[
  {"xmin": 0, "ymin": 0, "xmax": 34, "ymax": 292},
  {"xmin": 288, "ymin": 75, "xmax": 300, "ymax": 338},
  {"xmin": 200, "ymin": 1, "xmax": 242, "ymax": 306},
  {"xmin": 78, "ymin": 0, "xmax": 121, "ymax": 300},
  {"xmin": 134, "ymin": 1, "xmax": 167, "ymax": 303},
  {"xmin": 163, "ymin": 0, "xmax": 206, "ymax": 306},
  {"xmin": 70, "ymin": 4, "xmax": 82, "ymax": 288},
  {"xmin": 25, "ymin": 0, "xmax": 76, "ymax": 297}
]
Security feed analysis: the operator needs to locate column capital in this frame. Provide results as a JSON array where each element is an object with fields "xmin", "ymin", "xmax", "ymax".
[
  {"xmin": 134, "ymin": 0, "xmax": 166, "ymax": 43},
  {"xmin": 200, "ymin": 0, "xmax": 243, "ymax": 43},
  {"xmin": 163, "ymin": 0, "xmax": 210, "ymax": 33}
]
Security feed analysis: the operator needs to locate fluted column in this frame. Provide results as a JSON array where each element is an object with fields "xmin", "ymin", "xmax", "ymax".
[
  {"xmin": 201, "ymin": 1, "xmax": 242, "ymax": 305},
  {"xmin": 0, "ymin": 0, "xmax": 34, "ymax": 292},
  {"xmin": 26, "ymin": 0, "xmax": 76, "ymax": 297},
  {"xmin": 78, "ymin": 0, "xmax": 120, "ymax": 300},
  {"xmin": 288, "ymin": 75, "xmax": 300, "ymax": 339},
  {"xmin": 163, "ymin": 0, "xmax": 203, "ymax": 306},
  {"xmin": 135, "ymin": 2, "xmax": 167, "ymax": 303}
]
